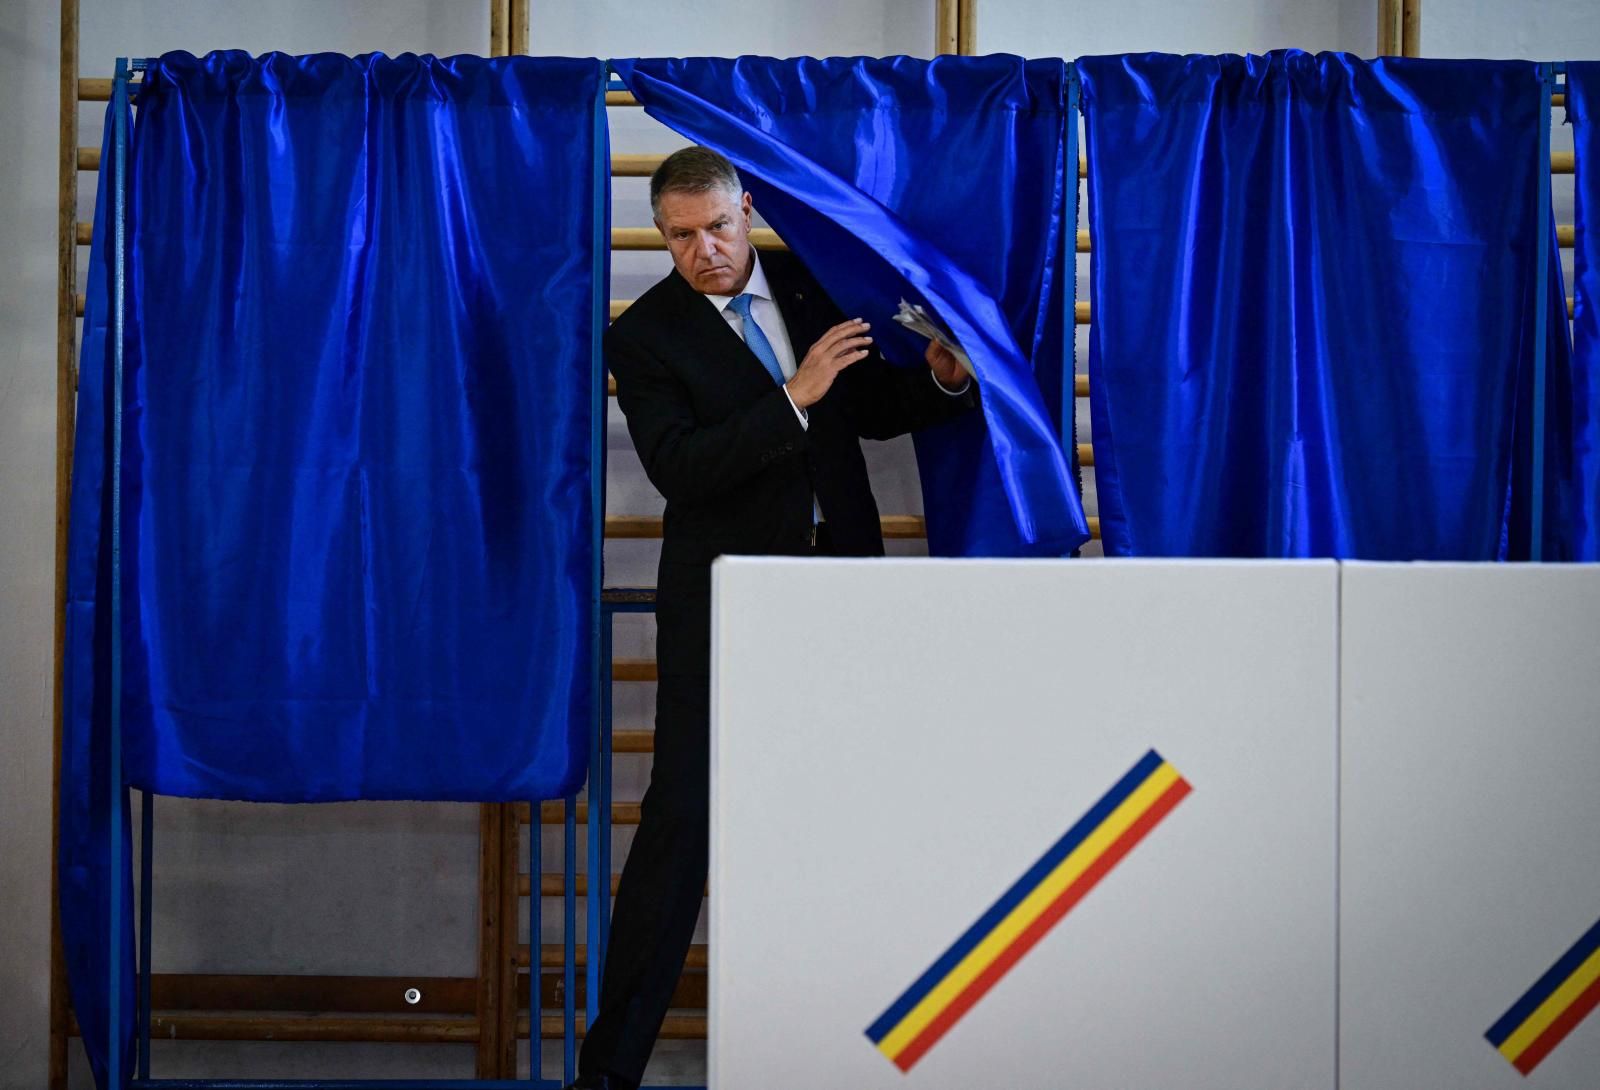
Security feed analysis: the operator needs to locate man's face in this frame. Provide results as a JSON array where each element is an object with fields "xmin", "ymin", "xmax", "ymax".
[{"xmin": 655, "ymin": 187, "xmax": 755, "ymax": 296}]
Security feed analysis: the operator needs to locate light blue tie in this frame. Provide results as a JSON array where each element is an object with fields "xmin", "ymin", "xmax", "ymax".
[{"xmin": 728, "ymin": 293, "xmax": 786, "ymax": 386}]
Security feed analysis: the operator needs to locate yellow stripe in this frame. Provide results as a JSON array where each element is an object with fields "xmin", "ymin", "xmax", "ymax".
[
  {"xmin": 878, "ymin": 762, "xmax": 1182, "ymax": 1060},
  {"xmin": 1499, "ymin": 945, "xmax": 1600, "ymax": 1063}
]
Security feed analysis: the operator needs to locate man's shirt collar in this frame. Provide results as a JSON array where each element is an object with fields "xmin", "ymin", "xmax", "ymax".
[{"xmin": 705, "ymin": 251, "xmax": 771, "ymax": 313}]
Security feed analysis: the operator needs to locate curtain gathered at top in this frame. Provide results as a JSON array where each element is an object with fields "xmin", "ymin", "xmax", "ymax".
[
  {"xmin": 1080, "ymin": 51, "xmax": 1584, "ymax": 559},
  {"xmin": 614, "ymin": 55, "xmax": 1091, "ymax": 557},
  {"xmin": 61, "ymin": 50, "xmax": 606, "ymax": 1086}
]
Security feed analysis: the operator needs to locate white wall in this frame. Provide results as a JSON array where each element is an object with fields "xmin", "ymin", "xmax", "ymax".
[
  {"xmin": 1424, "ymin": 0, "xmax": 1600, "ymax": 60},
  {"xmin": 3, "ymin": 2, "xmax": 1598, "ymax": 1088},
  {"xmin": 980, "ymin": 0, "xmax": 1352, "ymax": 57},
  {"xmin": 0, "ymin": 3, "xmax": 73, "ymax": 1087}
]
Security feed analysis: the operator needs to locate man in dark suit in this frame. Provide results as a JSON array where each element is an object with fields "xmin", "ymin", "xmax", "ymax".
[{"xmin": 569, "ymin": 146, "xmax": 973, "ymax": 1090}]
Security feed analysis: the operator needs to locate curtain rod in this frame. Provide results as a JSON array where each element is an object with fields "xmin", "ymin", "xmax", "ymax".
[{"xmin": 122, "ymin": 56, "xmax": 1567, "ymax": 78}]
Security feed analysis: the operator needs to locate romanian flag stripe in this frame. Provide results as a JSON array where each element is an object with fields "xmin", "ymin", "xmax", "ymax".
[
  {"xmin": 1512, "ymin": 971, "xmax": 1600, "ymax": 1075},
  {"xmin": 1498, "ymin": 946, "xmax": 1600, "ymax": 1064},
  {"xmin": 864, "ymin": 749, "xmax": 1163, "ymax": 1044},
  {"xmin": 872, "ymin": 759, "xmax": 1178, "ymax": 1061},
  {"xmin": 868, "ymin": 754, "xmax": 1189, "ymax": 1068},
  {"xmin": 887, "ymin": 773, "xmax": 1191, "ymax": 1071},
  {"xmin": 1487, "ymin": 916, "xmax": 1600, "ymax": 1075},
  {"xmin": 889, "ymin": 776, "xmax": 1192, "ymax": 1073},
  {"xmin": 866, "ymin": 750, "xmax": 1191, "ymax": 1071}
]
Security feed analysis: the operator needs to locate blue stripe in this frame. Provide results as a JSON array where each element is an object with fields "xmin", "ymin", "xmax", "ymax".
[
  {"xmin": 865, "ymin": 749, "xmax": 1165, "ymax": 1044},
  {"xmin": 1486, "ymin": 915, "xmax": 1600, "ymax": 1046}
]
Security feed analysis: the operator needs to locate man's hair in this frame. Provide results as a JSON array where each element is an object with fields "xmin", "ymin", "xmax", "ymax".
[{"xmin": 650, "ymin": 146, "xmax": 742, "ymax": 219}]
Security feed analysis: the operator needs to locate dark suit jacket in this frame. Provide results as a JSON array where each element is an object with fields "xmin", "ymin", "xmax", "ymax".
[{"xmin": 607, "ymin": 249, "xmax": 974, "ymax": 678}]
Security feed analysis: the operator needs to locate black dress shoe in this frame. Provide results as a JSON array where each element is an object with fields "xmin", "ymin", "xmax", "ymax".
[{"xmin": 563, "ymin": 1076, "xmax": 634, "ymax": 1090}]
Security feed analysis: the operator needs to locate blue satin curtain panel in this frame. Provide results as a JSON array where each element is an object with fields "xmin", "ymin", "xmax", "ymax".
[
  {"xmin": 63, "ymin": 52, "xmax": 606, "ymax": 1084},
  {"xmin": 61, "ymin": 103, "xmax": 136, "ymax": 1090},
  {"xmin": 1080, "ymin": 52, "xmax": 1583, "ymax": 558},
  {"xmin": 1566, "ymin": 63, "xmax": 1600, "ymax": 560},
  {"xmin": 613, "ymin": 56, "xmax": 1090, "ymax": 556}
]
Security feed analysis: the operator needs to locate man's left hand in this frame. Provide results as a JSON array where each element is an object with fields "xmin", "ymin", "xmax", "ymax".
[{"xmin": 925, "ymin": 340, "xmax": 969, "ymax": 391}]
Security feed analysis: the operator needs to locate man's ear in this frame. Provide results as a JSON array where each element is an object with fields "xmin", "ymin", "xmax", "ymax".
[{"xmin": 740, "ymin": 191, "xmax": 753, "ymax": 224}]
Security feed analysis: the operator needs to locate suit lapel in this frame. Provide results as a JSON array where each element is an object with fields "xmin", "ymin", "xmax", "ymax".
[{"xmin": 763, "ymin": 250, "xmax": 822, "ymax": 360}]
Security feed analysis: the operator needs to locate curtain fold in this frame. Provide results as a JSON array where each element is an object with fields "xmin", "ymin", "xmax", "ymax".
[
  {"xmin": 1080, "ymin": 51, "xmax": 1576, "ymax": 559},
  {"xmin": 61, "ymin": 51, "xmax": 606, "ymax": 1085},
  {"xmin": 60, "ymin": 97, "xmax": 136, "ymax": 1090},
  {"xmin": 1563, "ymin": 63, "xmax": 1600, "ymax": 559},
  {"xmin": 613, "ymin": 55, "xmax": 1090, "ymax": 556}
]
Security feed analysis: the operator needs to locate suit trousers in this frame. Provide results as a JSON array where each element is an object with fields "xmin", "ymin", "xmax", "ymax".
[
  {"xmin": 579, "ymin": 530, "xmax": 834, "ymax": 1085},
  {"xmin": 578, "ymin": 672, "xmax": 709, "ymax": 1086}
]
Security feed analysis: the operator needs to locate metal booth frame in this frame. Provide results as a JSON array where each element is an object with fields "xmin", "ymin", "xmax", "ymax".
[{"xmin": 100, "ymin": 54, "xmax": 605, "ymax": 1090}]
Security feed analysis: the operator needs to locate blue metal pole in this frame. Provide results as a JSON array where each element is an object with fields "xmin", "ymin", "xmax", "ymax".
[
  {"xmin": 597, "ymin": 614, "xmax": 614, "ymax": 990},
  {"xmin": 529, "ymin": 801, "xmax": 541, "ymax": 1083},
  {"xmin": 595, "ymin": 89, "xmax": 615, "ymax": 990},
  {"xmin": 562, "ymin": 802, "xmax": 576, "ymax": 1083},
  {"xmin": 139, "ymin": 794, "xmax": 154, "ymax": 1080},
  {"xmin": 1531, "ymin": 62, "xmax": 1554, "ymax": 562},
  {"xmin": 586, "ymin": 62, "xmax": 611, "ymax": 1036},
  {"xmin": 109, "ymin": 55, "xmax": 131, "ymax": 1090},
  {"xmin": 585, "ymin": 614, "xmax": 605, "ymax": 1032}
]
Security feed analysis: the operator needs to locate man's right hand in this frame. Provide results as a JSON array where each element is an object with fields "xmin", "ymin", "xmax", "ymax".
[{"xmin": 786, "ymin": 319, "xmax": 873, "ymax": 410}]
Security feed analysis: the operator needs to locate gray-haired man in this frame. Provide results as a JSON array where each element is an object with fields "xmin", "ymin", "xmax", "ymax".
[{"xmin": 568, "ymin": 147, "xmax": 971, "ymax": 1090}]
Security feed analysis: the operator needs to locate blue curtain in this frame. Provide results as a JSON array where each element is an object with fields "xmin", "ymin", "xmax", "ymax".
[
  {"xmin": 613, "ymin": 56, "xmax": 1090, "ymax": 556},
  {"xmin": 1565, "ymin": 63, "xmax": 1600, "ymax": 559},
  {"xmin": 61, "ymin": 98, "xmax": 136, "ymax": 1090},
  {"xmin": 1080, "ymin": 52, "xmax": 1575, "ymax": 559},
  {"xmin": 62, "ymin": 51, "xmax": 606, "ymax": 1085}
]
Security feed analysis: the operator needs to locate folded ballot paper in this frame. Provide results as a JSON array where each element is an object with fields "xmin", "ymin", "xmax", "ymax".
[{"xmin": 892, "ymin": 299, "xmax": 975, "ymax": 379}]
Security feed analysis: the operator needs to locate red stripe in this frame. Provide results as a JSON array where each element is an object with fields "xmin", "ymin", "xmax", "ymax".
[
  {"xmin": 892, "ymin": 777, "xmax": 1192, "ymax": 1072},
  {"xmin": 1512, "ymin": 969, "xmax": 1600, "ymax": 1075}
]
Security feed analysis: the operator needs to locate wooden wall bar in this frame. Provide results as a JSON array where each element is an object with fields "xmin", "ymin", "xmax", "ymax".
[
  {"xmin": 50, "ymin": 0, "xmax": 78, "ymax": 1084},
  {"xmin": 957, "ymin": 0, "xmax": 978, "ymax": 57},
  {"xmin": 935, "ymin": 0, "xmax": 958, "ymax": 56}
]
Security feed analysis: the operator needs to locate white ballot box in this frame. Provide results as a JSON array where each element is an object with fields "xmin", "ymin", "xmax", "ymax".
[
  {"xmin": 1340, "ymin": 564, "xmax": 1600, "ymax": 1090},
  {"xmin": 709, "ymin": 558, "xmax": 1339, "ymax": 1090}
]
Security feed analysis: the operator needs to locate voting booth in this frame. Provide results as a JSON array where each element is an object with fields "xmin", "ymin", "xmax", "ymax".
[
  {"xmin": 710, "ymin": 559, "xmax": 1341, "ymax": 1089},
  {"xmin": 708, "ymin": 559, "xmax": 1600, "ymax": 1089},
  {"xmin": 1340, "ymin": 565, "xmax": 1600, "ymax": 1088}
]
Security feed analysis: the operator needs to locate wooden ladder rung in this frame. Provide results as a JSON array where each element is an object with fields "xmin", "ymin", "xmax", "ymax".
[
  {"xmin": 605, "ymin": 514, "xmax": 1103, "ymax": 540},
  {"xmin": 612, "ymin": 658, "xmax": 656, "ymax": 682},
  {"xmin": 523, "ymin": 1013, "xmax": 706, "ymax": 1039},
  {"xmin": 69, "ymin": 1011, "xmax": 479, "ymax": 1043},
  {"xmin": 520, "ymin": 802, "xmax": 641, "ymax": 825},
  {"xmin": 611, "ymin": 226, "xmax": 785, "ymax": 251},
  {"xmin": 72, "ymin": 1009, "xmax": 708, "ymax": 1043},
  {"xmin": 521, "ymin": 872, "xmax": 620, "ymax": 897},
  {"xmin": 605, "ymin": 514, "xmax": 924, "ymax": 539},
  {"xmin": 538, "ymin": 970, "xmax": 704, "ymax": 1011},
  {"xmin": 519, "ymin": 943, "xmax": 706, "ymax": 970},
  {"xmin": 519, "ymin": 873, "xmax": 707, "ymax": 898}
]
